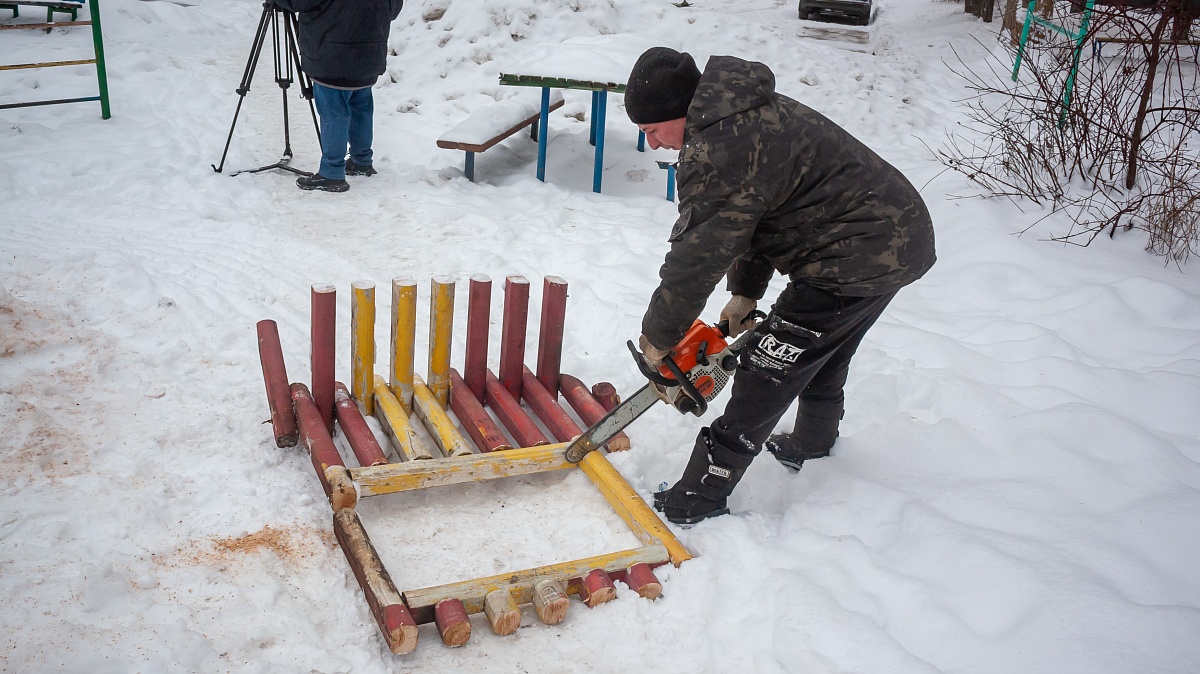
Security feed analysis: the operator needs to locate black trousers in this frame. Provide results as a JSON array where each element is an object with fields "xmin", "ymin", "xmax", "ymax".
[{"xmin": 708, "ymin": 282, "xmax": 898, "ymax": 457}]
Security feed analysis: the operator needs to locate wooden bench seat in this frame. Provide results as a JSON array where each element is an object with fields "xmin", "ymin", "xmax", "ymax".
[
  {"xmin": 437, "ymin": 90, "xmax": 564, "ymax": 182},
  {"xmin": 1, "ymin": 0, "xmax": 84, "ymax": 22}
]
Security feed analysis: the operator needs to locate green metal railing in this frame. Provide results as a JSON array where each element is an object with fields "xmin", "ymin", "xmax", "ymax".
[
  {"xmin": 1012, "ymin": 0, "xmax": 1094, "ymax": 128},
  {"xmin": 0, "ymin": 0, "xmax": 111, "ymax": 118}
]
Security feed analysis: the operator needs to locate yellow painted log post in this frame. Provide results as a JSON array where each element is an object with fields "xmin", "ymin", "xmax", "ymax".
[
  {"xmin": 390, "ymin": 277, "xmax": 418, "ymax": 413},
  {"xmin": 351, "ymin": 281, "xmax": 376, "ymax": 416},
  {"xmin": 347, "ymin": 442, "xmax": 573, "ymax": 497},
  {"xmin": 412, "ymin": 374, "xmax": 474, "ymax": 457},
  {"xmin": 428, "ymin": 275, "xmax": 455, "ymax": 408},
  {"xmin": 578, "ymin": 451, "xmax": 694, "ymax": 567},
  {"xmin": 373, "ymin": 374, "xmax": 435, "ymax": 461}
]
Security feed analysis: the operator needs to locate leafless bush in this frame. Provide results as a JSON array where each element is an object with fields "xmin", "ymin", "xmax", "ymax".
[{"xmin": 938, "ymin": 1, "xmax": 1200, "ymax": 262}]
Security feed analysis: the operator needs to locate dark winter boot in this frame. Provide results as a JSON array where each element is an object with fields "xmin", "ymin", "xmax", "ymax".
[
  {"xmin": 345, "ymin": 160, "xmax": 377, "ymax": 177},
  {"xmin": 652, "ymin": 428, "xmax": 755, "ymax": 526},
  {"xmin": 766, "ymin": 400, "xmax": 844, "ymax": 471},
  {"xmin": 296, "ymin": 173, "xmax": 349, "ymax": 192}
]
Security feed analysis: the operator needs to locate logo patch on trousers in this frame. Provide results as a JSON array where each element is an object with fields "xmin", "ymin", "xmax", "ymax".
[{"xmin": 752, "ymin": 334, "xmax": 805, "ymax": 370}]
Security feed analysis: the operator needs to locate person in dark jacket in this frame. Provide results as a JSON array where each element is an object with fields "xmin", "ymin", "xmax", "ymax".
[
  {"xmin": 273, "ymin": 0, "xmax": 403, "ymax": 192},
  {"xmin": 625, "ymin": 47, "xmax": 936, "ymax": 525}
]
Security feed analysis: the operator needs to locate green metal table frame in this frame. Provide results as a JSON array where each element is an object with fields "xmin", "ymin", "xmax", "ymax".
[
  {"xmin": 0, "ymin": 0, "xmax": 110, "ymax": 119},
  {"xmin": 498, "ymin": 74, "xmax": 644, "ymax": 193}
]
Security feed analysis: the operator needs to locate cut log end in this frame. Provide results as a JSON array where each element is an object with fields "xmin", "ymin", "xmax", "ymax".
[
  {"xmin": 383, "ymin": 604, "xmax": 419, "ymax": 655},
  {"xmin": 434, "ymin": 599, "xmax": 472, "ymax": 647},
  {"xmin": 483, "ymin": 589, "xmax": 522, "ymax": 636},
  {"xmin": 325, "ymin": 465, "xmax": 358, "ymax": 511},
  {"xmin": 580, "ymin": 569, "xmax": 617, "ymax": 608},
  {"xmin": 532, "ymin": 578, "xmax": 569, "ymax": 625},
  {"xmin": 605, "ymin": 435, "xmax": 632, "ymax": 452},
  {"xmin": 625, "ymin": 563, "xmax": 663, "ymax": 600}
]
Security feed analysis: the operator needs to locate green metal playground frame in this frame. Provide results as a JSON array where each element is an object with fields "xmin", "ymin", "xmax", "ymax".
[{"xmin": 0, "ymin": 0, "xmax": 111, "ymax": 119}]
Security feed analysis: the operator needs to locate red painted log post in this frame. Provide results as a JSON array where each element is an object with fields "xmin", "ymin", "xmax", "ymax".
[
  {"xmin": 498, "ymin": 275, "xmax": 529, "ymax": 399},
  {"xmin": 291, "ymin": 383, "xmax": 355, "ymax": 510},
  {"xmin": 311, "ymin": 284, "xmax": 337, "ymax": 433},
  {"xmin": 434, "ymin": 598, "xmax": 472, "ymax": 647},
  {"xmin": 334, "ymin": 382, "xmax": 388, "ymax": 466},
  {"xmin": 559, "ymin": 373, "xmax": 630, "ymax": 452},
  {"xmin": 484, "ymin": 369, "xmax": 549, "ymax": 448},
  {"xmin": 256, "ymin": 319, "xmax": 298, "ymax": 448},
  {"xmin": 464, "ymin": 274, "xmax": 491, "ymax": 401},
  {"xmin": 578, "ymin": 569, "xmax": 617, "ymax": 608},
  {"xmin": 536, "ymin": 276, "xmax": 567, "ymax": 398},
  {"xmin": 520, "ymin": 366, "xmax": 579, "ymax": 443},
  {"xmin": 591, "ymin": 382, "xmax": 620, "ymax": 412},
  {"xmin": 622, "ymin": 562, "xmax": 663, "ymax": 600},
  {"xmin": 449, "ymin": 368, "xmax": 512, "ymax": 452}
]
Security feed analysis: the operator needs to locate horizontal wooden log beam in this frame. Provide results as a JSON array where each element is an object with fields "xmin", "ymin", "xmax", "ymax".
[
  {"xmin": 401, "ymin": 544, "xmax": 670, "ymax": 624},
  {"xmin": 333, "ymin": 509, "xmax": 418, "ymax": 654},
  {"xmin": 348, "ymin": 442, "xmax": 573, "ymax": 497},
  {"xmin": 372, "ymin": 375, "xmax": 435, "ymax": 461},
  {"xmin": 578, "ymin": 451, "xmax": 693, "ymax": 567},
  {"xmin": 334, "ymin": 383, "xmax": 388, "ymax": 467},
  {"xmin": 449, "ymin": 368, "xmax": 512, "ymax": 453},
  {"xmin": 559, "ymin": 373, "xmax": 630, "ymax": 452}
]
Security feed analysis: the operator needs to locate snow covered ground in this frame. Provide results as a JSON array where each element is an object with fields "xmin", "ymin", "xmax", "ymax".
[{"xmin": 2, "ymin": 0, "xmax": 1199, "ymax": 672}]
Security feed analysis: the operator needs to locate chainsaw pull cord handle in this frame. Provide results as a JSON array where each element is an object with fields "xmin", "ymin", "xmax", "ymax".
[{"xmin": 625, "ymin": 340, "xmax": 710, "ymax": 416}]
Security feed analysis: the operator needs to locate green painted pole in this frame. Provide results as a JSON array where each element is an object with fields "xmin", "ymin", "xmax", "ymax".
[
  {"xmin": 1011, "ymin": 0, "xmax": 1037, "ymax": 81},
  {"xmin": 88, "ymin": 0, "xmax": 110, "ymax": 119}
]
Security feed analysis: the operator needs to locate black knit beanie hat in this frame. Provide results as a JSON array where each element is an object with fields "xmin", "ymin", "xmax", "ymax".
[{"xmin": 624, "ymin": 47, "xmax": 701, "ymax": 124}]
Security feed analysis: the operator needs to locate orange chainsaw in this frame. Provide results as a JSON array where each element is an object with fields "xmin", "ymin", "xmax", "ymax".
[{"xmin": 564, "ymin": 311, "xmax": 765, "ymax": 463}]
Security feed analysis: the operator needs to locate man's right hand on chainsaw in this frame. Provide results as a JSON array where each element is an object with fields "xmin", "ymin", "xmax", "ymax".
[{"xmin": 720, "ymin": 295, "xmax": 759, "ymax": 337}]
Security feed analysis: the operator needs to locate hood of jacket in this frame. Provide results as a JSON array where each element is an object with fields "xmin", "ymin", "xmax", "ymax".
[{"xmin": 686, "ymin": 55, "xmax": 776, "ymax": 137}]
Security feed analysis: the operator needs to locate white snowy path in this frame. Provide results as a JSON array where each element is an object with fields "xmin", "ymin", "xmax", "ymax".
[{"xmin": 2, "ymin": 0, "xmax": 1199, "ymax": 672}]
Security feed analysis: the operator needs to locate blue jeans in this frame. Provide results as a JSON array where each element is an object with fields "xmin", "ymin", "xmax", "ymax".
[{"xmin": 312, "ymin": 83, "xmax": 374, "ymax": 180}]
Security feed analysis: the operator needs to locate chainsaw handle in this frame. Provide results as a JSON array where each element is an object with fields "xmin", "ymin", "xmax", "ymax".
[
  {"xmin": 716, "ymin": 309, "xmax": 768, "ymax": 338},
  {"xmin": 627, "ymin": 340, "xmax": 675, "ymax": 386},
  {"xmin": 626, "ymin": 340, "xmax": 709, "ymax": 417}
]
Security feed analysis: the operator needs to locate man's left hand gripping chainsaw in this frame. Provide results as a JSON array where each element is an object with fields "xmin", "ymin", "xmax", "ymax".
[{"xmin": 564, "ymin": 311, "xmax": 765, "ymax": 463}]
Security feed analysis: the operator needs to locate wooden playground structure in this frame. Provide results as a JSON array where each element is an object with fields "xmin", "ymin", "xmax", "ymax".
[{"xmin": 256, "ymin": 274, "xmax": 692, "ymax": 654}]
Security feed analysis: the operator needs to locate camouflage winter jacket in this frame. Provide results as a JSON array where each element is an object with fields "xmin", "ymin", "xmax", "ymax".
[{"xmin": 642, "ymin": 56, "xmax": 935, "ymax": 350}]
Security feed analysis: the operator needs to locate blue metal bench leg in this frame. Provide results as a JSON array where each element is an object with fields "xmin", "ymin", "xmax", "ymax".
[
  {"xmin": 465, "ymin": 151, "xmax": 475, "ymax": 182},
  {"xmin": 590, "ymin": 91, "xmax": 599, "ymax": 146},
  {"xmin": 593, "ymin": 91, "xmax": 607, "ymax": 193},
  {"xmin": 667, "ymin": 164, "xmax": 676, "ymax": 202},
  {"xmin": 638, "ymin": 130, "xmax": 645, "ymax": 152},
  {"xmin": 537, "ymin": 87, "xmax": 549, "ymax": 182}
]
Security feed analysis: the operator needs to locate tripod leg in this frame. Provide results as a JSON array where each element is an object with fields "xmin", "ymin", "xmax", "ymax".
[
  {"xmin": 212, "ymin": 3, "xmax": 274, "ymax": 173},
  {"xmin": 285, "ymin": 12, "xmax": 322, "ymax": 145}
]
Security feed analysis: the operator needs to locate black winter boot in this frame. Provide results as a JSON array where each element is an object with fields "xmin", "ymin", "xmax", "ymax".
[
  {"xmin": 653, "ymin": 428, "xmax": 755, "ymax": 526},
  {"xmin": 296, "ymin": 173, "xmax": 349, "ymax": 192},
  {"xmin": 345, "ymin": 160, "xmax": 377, "ymax": 177},
  {"xmin": 766, "ymin": 400, "xmax": 844, "ymax": 471}
]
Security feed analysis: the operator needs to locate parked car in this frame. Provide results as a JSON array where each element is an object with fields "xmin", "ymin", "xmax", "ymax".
[{"xmin": 799, "ymin": 0, "xmax": 872, "ymax": 25}]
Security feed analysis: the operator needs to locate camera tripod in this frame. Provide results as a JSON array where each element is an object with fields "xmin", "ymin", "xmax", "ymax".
[{"xmin": 212, "ymin": 1, "xmax": 321, "ymax": 176}]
